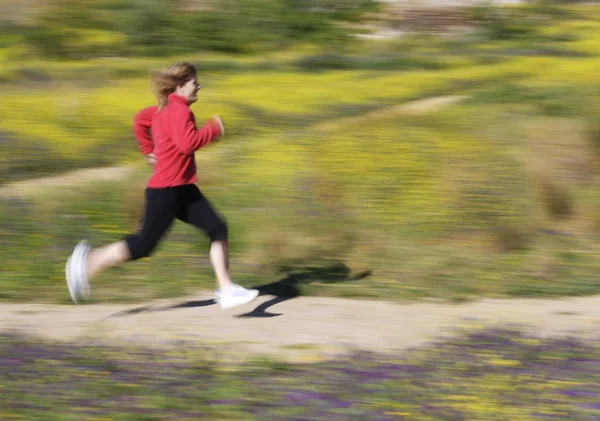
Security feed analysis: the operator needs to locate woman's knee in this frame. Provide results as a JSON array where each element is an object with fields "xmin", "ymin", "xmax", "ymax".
[
  {"xmin": 208, "ymin": 220, "xmax": 228, "ymax": 242},
  {"xmin": 125, "ymin": 235, "xmax": 160, "ymax": 261}
]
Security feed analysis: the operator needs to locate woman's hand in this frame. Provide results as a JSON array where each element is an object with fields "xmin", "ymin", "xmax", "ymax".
[
  {"xmin": 213, "ymin": 115, "xmax": 225, "ymax": 137},
  {"xmin": 146, "ymin": 153, "xmax": 156, "ymax": 166}
]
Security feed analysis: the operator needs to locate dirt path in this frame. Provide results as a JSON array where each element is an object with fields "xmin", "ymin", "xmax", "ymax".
[
  {"xmin": 2, "ymin": 294, "xmax": 599, "ymax": 360},
  {"xmin": 0, "ymin": 166, "xmax": 135, "ymax": 198}
]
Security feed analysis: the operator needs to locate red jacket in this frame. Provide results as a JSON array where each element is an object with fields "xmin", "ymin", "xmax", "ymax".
[{"xmin": 132, "ymin": 93, "xmax": 222, "ymax": 188}]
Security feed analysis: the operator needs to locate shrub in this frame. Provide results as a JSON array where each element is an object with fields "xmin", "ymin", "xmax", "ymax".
[
  {"xmin": 469, "ymin": 3, "xmax": 541, "ymax": 41},
  {"xmin": 19, "ymin": 0, "xmax": 378, "ymax": 58}
]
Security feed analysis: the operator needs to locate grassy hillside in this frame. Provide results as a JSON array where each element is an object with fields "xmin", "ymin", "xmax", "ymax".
[{"xmin": 0, "ymin": 3, "xmax": 599, "ymax": 303}]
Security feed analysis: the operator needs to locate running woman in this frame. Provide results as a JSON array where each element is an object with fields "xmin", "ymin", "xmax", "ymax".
[{"xmin": 65, "ymin": 62, "xmax": 259, "ymax": 310}]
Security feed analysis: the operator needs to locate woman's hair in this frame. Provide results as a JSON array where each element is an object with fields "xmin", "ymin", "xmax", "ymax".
[{"xmin": 151, "ymin": 62, "xmax": 197, "ymax": 110}]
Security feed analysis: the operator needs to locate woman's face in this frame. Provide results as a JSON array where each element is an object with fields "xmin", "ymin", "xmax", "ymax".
[{"xmin": 176, "ymin": 77, "xmax": 202, "ymax": 104}]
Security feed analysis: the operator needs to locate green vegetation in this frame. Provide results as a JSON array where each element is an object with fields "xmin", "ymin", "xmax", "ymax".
[
  {"xmin": 1, "ymin": 2, "xmax": 599, "ymax": 303},
  {"xmin": 1, "ymin": 328, "xmax": 599, "ymax": 420},
  {"xmin": 2, "ymin": 0, "xmax": 379, "ymax": 57}
]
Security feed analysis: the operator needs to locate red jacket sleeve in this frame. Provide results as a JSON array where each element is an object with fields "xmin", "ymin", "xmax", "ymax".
[
  {"xmin": 170, "ymin": 108, "xmax": 222, "ymax": 155},
  {"xmin": 133, "ymin": 106, "xmax": 158, "ymax": 155}
]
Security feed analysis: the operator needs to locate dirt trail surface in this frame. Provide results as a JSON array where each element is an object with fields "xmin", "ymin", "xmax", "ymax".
[
  {"xmin": 0, "ymin": 166, "xmax": 135, "ymax": 198},
  {"xmin": 1, "ymin": 294, "xmax": 599, "ymax": 360}
]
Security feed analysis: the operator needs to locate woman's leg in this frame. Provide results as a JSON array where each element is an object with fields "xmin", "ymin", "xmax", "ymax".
[
  {"xmin": 209, "ymin": 239, "xmax": 234, "ymax": 294},
  {"xmin": 177, "ymin": 184, "xmax": 258, "ymax": 309},
  {"xmin": 86, "ymin": 240, "xmax": 130, "ymax": 280},
  {"xmin": 176, "ymin": 185, "xmax": 232, "ymax": 292},
  {"xmin": 66, "ymin": 187, "xmax": 179, "ymax": 303}
]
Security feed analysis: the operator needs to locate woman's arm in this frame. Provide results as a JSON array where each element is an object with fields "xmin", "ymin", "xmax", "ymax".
[
  {"xmin": 133, "ymin": 106, "xmax": 158, "ymax": 155},
  {"xmin": 170, "ymin": 108, "xmax": 223, "ymax": 155}
]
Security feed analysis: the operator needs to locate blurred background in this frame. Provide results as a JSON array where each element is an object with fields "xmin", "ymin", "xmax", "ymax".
[
  {"xmin": 1, "ymin": 1, "xmax": 600, "ymax": 420},
  {"xmin": 0, "ymin": 0, "xmax": 599, "ymax": 303}
]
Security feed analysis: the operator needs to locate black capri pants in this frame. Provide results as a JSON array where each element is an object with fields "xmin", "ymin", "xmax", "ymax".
[{"xmin": 124, "ymin": 184, "xmax": 228, "ymax": 261}]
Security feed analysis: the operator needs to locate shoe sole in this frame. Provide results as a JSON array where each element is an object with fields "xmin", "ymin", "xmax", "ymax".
[
  {"xmin": 77, "ymin": 241, "xmax": 91, "ymax": 300},
  {"xmin": 65, "ymin": 255, "xmax": 79, "ymax": 304},
  {"xmin": 65, "ymin": 240, "xmax": 91, "ymax": 304}
]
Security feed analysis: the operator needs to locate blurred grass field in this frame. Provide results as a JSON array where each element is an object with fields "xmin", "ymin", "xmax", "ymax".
[{"xmin": 1, "ymin": 3, "xmax": 599, "ymax": 304}]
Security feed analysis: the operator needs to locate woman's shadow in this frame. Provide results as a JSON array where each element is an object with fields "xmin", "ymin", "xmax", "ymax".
[
  {"xmin": 236, "ymin": 263, "xmax": 371, "ymax": 318},
  {"xmin": 108, "ymin": 262, "xmax": 371, "ymax": 319}
]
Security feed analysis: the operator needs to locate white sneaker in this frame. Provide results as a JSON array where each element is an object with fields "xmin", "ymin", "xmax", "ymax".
[
  {"xmin": 65, "ymin": 240, "xmax": 91, "ymax": 304},
  {"xmin": 216, "ymin": 283, "xmax": 259, "ymax": 310},
  {"xmin": 214, "ymin": 283, "xmax": 254, "ymax": 302}
]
